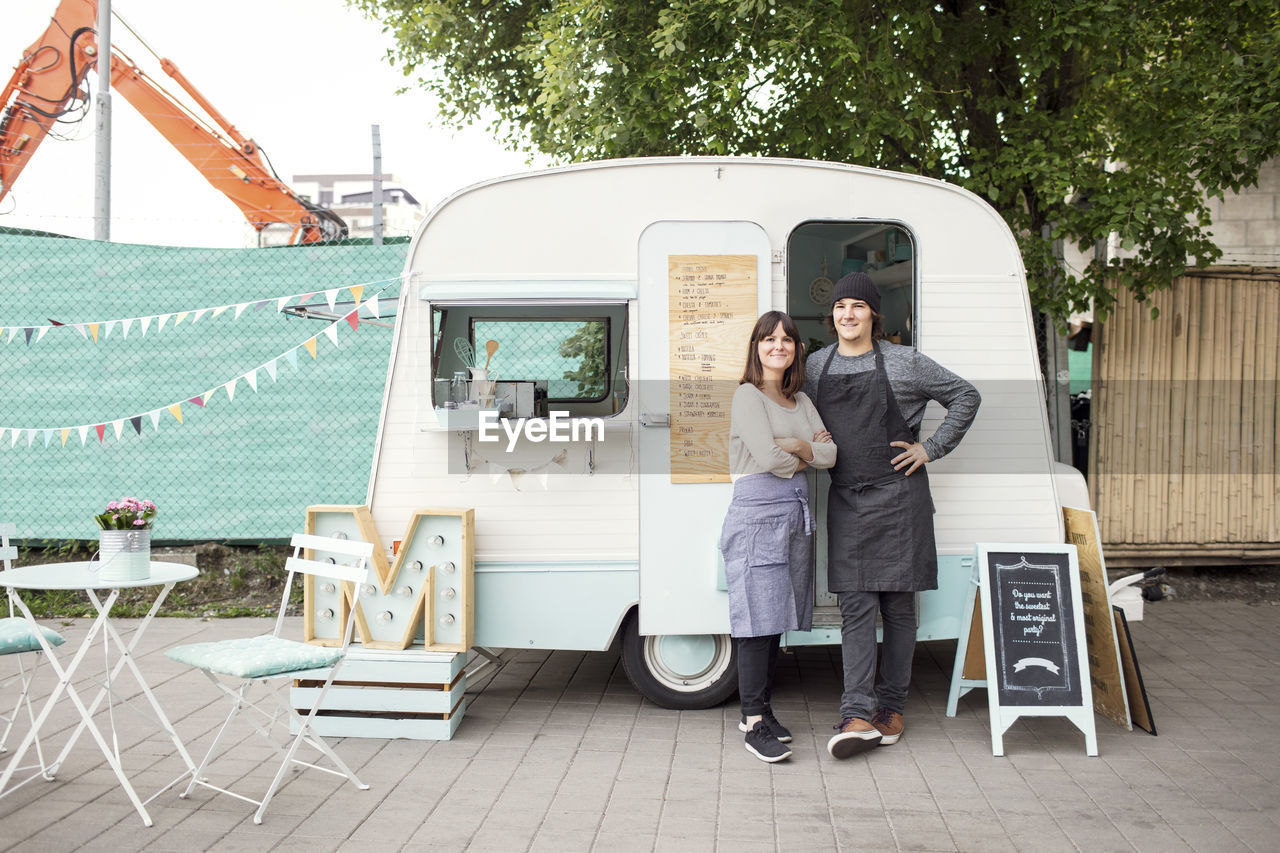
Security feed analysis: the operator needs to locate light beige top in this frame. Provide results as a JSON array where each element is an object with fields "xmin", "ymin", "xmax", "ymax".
[{"xmin": 728, "ymin": 383, "xmax": 836, "ymax": 481}]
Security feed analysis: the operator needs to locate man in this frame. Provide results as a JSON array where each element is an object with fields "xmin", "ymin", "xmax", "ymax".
[{"xmin": 805, "ymin": 271, "xmax": 979, "ymax": 758}]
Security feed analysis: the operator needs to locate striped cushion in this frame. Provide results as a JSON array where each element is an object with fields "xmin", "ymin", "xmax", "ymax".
[
  {"xmin": 166, "ymin": 634, "xmax": 344, "ymax": 678},
  {"xmin": 0, "ymin": 617, "xmax": 65, "ymax": 655}
]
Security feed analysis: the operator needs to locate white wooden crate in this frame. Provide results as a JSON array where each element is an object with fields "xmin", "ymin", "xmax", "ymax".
[{"xmin": 291, "ymin": 647, "xmax": 466, "ymax": 740}]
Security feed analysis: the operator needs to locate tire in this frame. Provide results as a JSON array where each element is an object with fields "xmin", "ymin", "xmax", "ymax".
[{"xmin": 619, "ymin": 610, "xmax": 738, "ymax": 710}]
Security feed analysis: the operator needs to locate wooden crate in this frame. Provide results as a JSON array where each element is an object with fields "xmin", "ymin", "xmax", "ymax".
[{"xmin": 291, "ymin": 647, "xmax": 466, "ymax": 740}]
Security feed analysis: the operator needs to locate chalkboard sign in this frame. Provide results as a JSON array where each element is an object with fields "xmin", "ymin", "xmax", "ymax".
[
  {"xmin": 976, "ymin": 543, "xmax": 1097, "ymax": 756},
  {"xmin": 988, "ymin": 550, "xmax": 1081, "ymax": 707}
]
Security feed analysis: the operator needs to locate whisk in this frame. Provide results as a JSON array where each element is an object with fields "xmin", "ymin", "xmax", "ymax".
[{"xmin": 453, "ymin": 338, "xmax": 478, "ymax": 369}]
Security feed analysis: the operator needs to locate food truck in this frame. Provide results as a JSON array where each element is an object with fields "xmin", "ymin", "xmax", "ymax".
[{"xmin": 302, "ymin": 157, "xmax": 1088, "ymax": 727}]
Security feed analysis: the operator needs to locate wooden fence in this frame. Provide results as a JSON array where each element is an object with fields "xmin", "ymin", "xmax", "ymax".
[{"xmin": 1090, "ymin": 268, "xmax": 1279, "ymax": 565}]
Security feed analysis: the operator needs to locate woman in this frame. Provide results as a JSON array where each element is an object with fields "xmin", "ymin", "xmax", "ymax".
[{"xmin": 720, "ymin": 310, "xmax": 836, "ymax": 763}]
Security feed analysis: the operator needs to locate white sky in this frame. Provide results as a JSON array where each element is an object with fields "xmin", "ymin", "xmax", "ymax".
[{"xmin": 1, "ymin": 0, "xmax": 547, "ymax": 247}]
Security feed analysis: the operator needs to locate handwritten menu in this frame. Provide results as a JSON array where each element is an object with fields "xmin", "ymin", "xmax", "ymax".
[{"xmin": 668, "ymin": 254, "xmax": 758, "ymax": 483}]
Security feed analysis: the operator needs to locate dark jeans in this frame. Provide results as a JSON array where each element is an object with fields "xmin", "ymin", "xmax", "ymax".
[
  {"xmin": 736, "ymin": 634, "xmax": 781, "ymax": 716},
  {"xmin": 837, "ymin": 590, "xmax": 917, "ymax": 721}
]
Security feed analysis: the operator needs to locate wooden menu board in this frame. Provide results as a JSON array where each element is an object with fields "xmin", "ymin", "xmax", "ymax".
[
  {"xmin": 1064, "ymin": 507, "xmax": 1132, "ymax": 730},
  {"xmin": 667, "ymin": 254, "xmax": 758, "ymax": 483}
]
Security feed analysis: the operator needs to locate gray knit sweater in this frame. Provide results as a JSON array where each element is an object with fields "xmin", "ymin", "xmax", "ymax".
[{"xmin": 802, "ymin": 341, "xmax": 980, "ymax": 462}]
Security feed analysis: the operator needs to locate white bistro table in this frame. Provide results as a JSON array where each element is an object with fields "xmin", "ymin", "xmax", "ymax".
[{"xmin": 0, "ymin": 560, "xmax": 199, "ymax": 826}]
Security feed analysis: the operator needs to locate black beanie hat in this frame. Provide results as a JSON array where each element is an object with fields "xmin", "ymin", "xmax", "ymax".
[{"xmin": 831, "ymin": 271, "xmax": 881, "ymax": 314}]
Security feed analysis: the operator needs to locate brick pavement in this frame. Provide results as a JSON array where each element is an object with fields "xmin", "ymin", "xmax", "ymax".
[{"xmin": 1, "ymin": 601, "xmax": 1277, "ymax": 852}]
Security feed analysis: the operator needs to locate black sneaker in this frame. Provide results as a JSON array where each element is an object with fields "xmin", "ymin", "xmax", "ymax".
[
  {"xmin": 738, "ymin": 709, "xmax": 793, "ymax": 743},
  {"xmin": 744, "ymin": 723, "xmax": 792, "ymax": 763}
]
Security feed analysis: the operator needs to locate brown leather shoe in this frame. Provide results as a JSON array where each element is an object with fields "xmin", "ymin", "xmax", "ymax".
[
  {"xmin": 871, "ymin": 708, "xmax": 905, "ymax": 745},
  {"xmin": 826, "ymin": 717, "xmax": 882, "ymax": 759}
]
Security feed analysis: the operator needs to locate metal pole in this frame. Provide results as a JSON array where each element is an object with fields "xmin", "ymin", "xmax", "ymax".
[
  {"xmin": 371, "ymin": 124, "xmax": 383, "ymax": 245},
  {"xmin": 93, "ymin": 0, "xmax": 112, "ymax": 241}
]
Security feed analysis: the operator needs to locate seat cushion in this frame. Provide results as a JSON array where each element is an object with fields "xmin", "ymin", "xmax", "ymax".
[
  {"xmin": 165, "ymin": 634, "xmax": 344, "ymax": 678},
  {"xmin": 0, "ymin": 617, "xmax": 66, "ymax": 655}
]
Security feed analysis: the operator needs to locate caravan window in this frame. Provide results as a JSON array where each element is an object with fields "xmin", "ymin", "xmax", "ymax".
[
  {"xmin": 431, "ymin": 303, "xmax": 628, "ymax": 418},
  {"xmin": 471, "ymin": 318, "xmax": 610, "ymax": 402}
]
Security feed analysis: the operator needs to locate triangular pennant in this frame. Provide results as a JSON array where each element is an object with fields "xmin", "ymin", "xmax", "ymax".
[
  {"xmin": 158, "ymin": 314, "xmax": 171, "ymax": 331},
  {"xmin": 4, "ymin": 327, "xmax": 14, "ymax": 343},
  {"xmin": 297, "ymin": 292, "xmax": 315, "ymax": 304},
  {"xmin": 345, "ymin": 309, "xmax": 359, "ymax": 331},
  {"xmin": 35, "ymin": 326, "xmax": 50, "ymax": 344},
  {"xmin": 277, "ymin": 296, "xmax": 291, "ymax": 312},
  {"xmin": 174, "ymin": 311, "xmax": 189, "ymax": 326},
  {"xmin": 130, "ymin": 416, "xmax": 142, "ymax": 435},
  {"xmin": 193, "ymin": 308, "xmax": 209, "ymax": 324},
  {"xmin": 263, "ymin": 359, "xmax": 278, "ymax": 382},
  {"xmin": 139, "ymin": 316, "xmax": 152, "ymax": 336},
  {"xmin": 325, "ymin": 289, "xmax": 339, "ymax": 311},
  {"xmin": 102, "ymin": 321, "xmax": 115, "ymax": 339},
  {"xmin": 244, "ymin": 369, "xmax": 258, "ymax": 392},
  {"xmin": 168, "ymin": 403, "xmax": 183, "ymax": 424},
  {"xmin": 349, "ymin": 285, "xmax": 364, "ymax": 305},
  {"xmin": 88, "ymin": 323, "xmax": 99, "ymax": 343},
  {"xmin": 304, "ymin": 337, "xmax": 318, "ymax": 359},
  {"xmin": 283, "ymin": 348, "xmax": 298, "ymax": 370},
  {"xmin": 254, "ymin": 300, "xmax": 269, "ymax": 312},
  {"xmin": 188, "ymin": 395, "xmax": 206, "ymax": 408},
  {"xmin": 212, "ymin": 305, "xmax": 230, "ymax": 318},
  {"xmin": 60, "ymin": 428, "xmax": 70, "ymax": 447},
  {"xmin": 95, "ymin": 424, "xmax": 105, "ymax": 444},
  {"xmin": 202, "ymin": 389, "xmax": 216, "ymax": 406},
  {"xmin": 43, "ymin": 429, "xmax": 53, "ymax": 448},
  {"xmin": 121, "ymin": 318, "xmax": 134, "ymax": 339},
  {"xmin": 364, "ymin": 296, "xmax": 381, "ymax": 318},
  {"xmin": 9, "ymin": 429, "xmax": 19, "ymax": 448},
  {"xmin": 24, "ymin": 327, "xmax": 34, "ymax": 345},
  {"xmin": 234, "ymin": 302, "xmax": 250, "ymax": 319},
  {"xmin": 224, "ymin": 377, "xmax": 237, "ymax": 403},
  {"xmin": 112, "ymin": 419, "xmax": 124, "ymax": 440},
  {"xmin": 0, "ymin": 428, "xmax": 6, "ymax": 444},
  {"xmin": 25, "ymin": 429, "xmax": 36, "ymax": 447},
  {"xmin": 149, "ymin": 410, "xmax": 161, "ymax": 431},
  {"xmin": 323, "ymin": 323, "xmax": 339, "ymax": 346},
  {"xmin": 78, "ymin": 425, "xmax": 89, "ymax": 445}
]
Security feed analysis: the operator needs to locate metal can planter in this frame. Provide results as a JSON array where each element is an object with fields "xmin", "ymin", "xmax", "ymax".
[{"xmin": 99, "ymin": 529, "xmax": 151, "ymax": 582}]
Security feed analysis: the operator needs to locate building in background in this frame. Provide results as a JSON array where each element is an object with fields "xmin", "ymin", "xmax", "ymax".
[{"xmin": 285, "ymin": 173, "xmax": 426, "ymax": 245}]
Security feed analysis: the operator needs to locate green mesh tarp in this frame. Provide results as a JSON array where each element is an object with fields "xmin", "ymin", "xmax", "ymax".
[{"xmin": 0, "ymin": 232, "xmax": 408, "ymax": 542}]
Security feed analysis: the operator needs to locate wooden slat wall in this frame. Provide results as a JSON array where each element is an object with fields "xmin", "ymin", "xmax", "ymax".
[{"xmin": 1090, "ymin": 269, "xmax": 1280, "ymax": 562}]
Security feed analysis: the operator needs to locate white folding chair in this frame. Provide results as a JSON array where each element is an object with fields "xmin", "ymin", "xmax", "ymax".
[
  {"xmin": 165, "ymin": 532, "xmax": 373, "ymax": 823},
  {"xmin": 0, "ymin": 522, "xmax": 66, "ymax": 793}
]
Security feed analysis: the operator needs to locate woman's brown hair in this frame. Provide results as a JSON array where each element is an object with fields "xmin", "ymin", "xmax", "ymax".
[{"xmin": 740, "ymin": 311, "xmax": 805, "ymax": 399}]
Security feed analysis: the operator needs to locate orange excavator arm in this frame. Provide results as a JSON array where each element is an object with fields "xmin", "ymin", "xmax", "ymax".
[{"xmin": 1, "ymin": 0, "xmax": 345, "ymax": 244}]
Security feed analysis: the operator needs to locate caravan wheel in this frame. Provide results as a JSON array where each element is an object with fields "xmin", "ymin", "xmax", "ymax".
[{"xmin": 619, "ymin": 611, "xmax": 737, "ymax": 710}]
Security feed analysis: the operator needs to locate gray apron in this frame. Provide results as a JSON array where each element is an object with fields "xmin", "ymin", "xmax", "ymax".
[
  {"xmin": 719, "ymin": 472, "xmax": 814, "ymax": 638},
  {"xmin": 816, "ymin": 341, "xmax": 937, "ymax": 592}
]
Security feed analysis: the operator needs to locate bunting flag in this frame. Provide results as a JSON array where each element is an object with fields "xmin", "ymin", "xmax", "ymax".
[
  {"xmin": 0, "ymin": 301, "xmax": 374, "ymax": 449},
  {"xmin": 0, "ymin": 276, "xmax": 401, "ymax": 346}
]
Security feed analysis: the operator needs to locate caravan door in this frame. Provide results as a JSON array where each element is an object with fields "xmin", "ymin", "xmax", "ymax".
[{"xmin": 636, "ymin": 221, "xmax": 772, "ymax": 637}]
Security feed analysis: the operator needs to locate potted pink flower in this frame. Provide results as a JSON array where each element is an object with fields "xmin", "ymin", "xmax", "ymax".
[{"xmin": 95, "ymin": 497, "xmax": 157, "ymax": 582}]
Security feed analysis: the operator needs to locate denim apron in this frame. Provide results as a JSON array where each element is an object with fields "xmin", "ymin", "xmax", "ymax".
[
  {"xmin": 816, "ymin": 340, "xmax": 938, "ymax": 592},
  {"xmin": 718, "ymin": 472, "xmax": 815, "ymax": 638}
]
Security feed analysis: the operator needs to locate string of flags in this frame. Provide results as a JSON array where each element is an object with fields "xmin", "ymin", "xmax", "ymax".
[
  {"xmin": 0, "ymin": 279, "xmax": 400, "ymax": 449},
  {"xmin": 0, "ymin": 274, "xmax": 404, "ymax": 346}
]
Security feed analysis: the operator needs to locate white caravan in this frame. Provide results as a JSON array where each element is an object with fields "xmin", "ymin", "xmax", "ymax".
[{"xmin": 352, "ymin": 157, "xmax": 1085, "ymax": 709}]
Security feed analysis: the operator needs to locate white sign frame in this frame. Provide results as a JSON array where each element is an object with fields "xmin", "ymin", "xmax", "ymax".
[{"xmin": 976, "ymin": 542, "xmax": 1097, "ymax": 757}]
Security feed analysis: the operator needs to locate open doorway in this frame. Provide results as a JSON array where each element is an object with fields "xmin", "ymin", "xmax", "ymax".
[{"xmin": 786, "ymin": 221, "xmax": 915, "ymax": 356}]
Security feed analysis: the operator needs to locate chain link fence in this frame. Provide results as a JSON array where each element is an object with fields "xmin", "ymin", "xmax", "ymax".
[{"xmin": 0, "ymin": 227, "xmax": 406, "ymax": 543}]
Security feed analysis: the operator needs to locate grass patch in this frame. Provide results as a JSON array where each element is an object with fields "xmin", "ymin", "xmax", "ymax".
[{"xmin": 13, "ymin": 542, "xmax": 300, "ymax": 619}]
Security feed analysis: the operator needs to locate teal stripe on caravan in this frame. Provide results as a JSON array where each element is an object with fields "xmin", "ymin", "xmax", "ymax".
[{"xmin": 418, "ymin": 279, "xmax": 637, "ymax": 302}]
